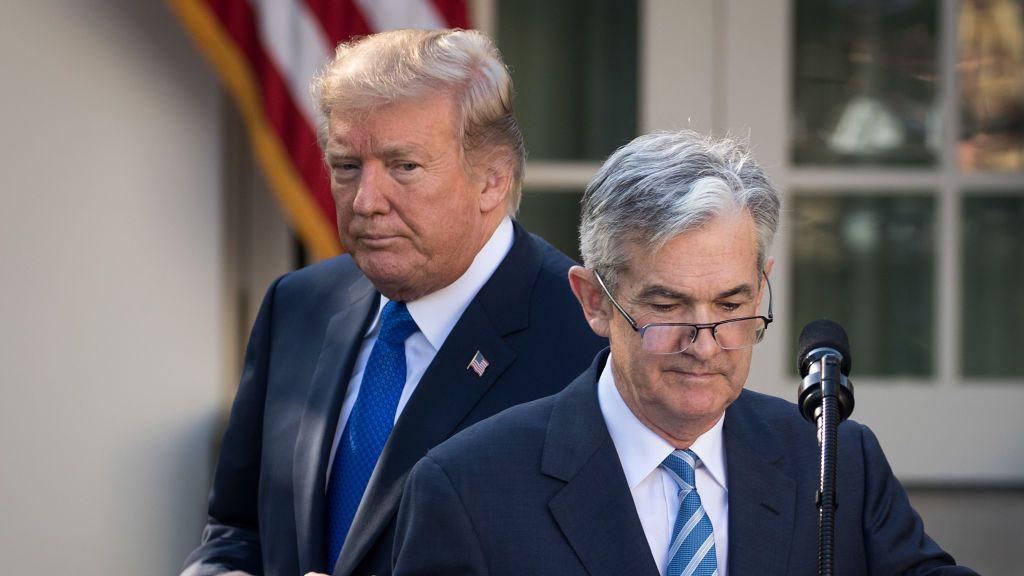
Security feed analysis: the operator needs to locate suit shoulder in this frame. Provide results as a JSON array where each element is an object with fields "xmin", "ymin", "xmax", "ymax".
[
  {"xmin": 736, "ymin": 388, "xmax": 804, "ymax": 420},
  {"xmin": 276, "ymin": 254, "xmax": 360, "ymax": 290},
  {"xmin": 269, "ymin": 254, "xmax": 368, "ymax": 306},
  {"xmin": 523, "ymin": 233, "xmax": 595, "ymax": 321},
  {"xmin": 529, "ymin": 232, "xmax": 579, "ymax": 274},
  {"xmin": 734, "ymin": 388, "xmax": 872, "ymax": 449},
  {"xmin": 527, "ymin": 233, "xmax": 581, "ymax": 299},
  {"xmin": 427, "ymin": 394, "xmax": 557, "ymax": 468}
]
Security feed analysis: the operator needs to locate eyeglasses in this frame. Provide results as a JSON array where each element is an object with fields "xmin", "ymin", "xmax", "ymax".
[{"xmin": 592, "ymin": 270, "xmax": 774, "ymax": 355}]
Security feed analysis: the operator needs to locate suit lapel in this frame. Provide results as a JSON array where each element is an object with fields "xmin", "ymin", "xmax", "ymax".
[
  {"xmin": 333, "ymin": 300, "xmax": 515, "ymax": 575},
  {"xmin": 724, "ymin": 392, "xmax": 797, "ymax": 576},
  {"xmin": 544, "ymin": 353, "xmax": 661, "ymax": 576},
  {"xmin": 293, "ymin": 277, "xmax": 378, "ymax": 575},
  {"xmin": 333, "ymin": 222, "xmax": 541, "ymax": 576},
  {"xmin": 545, "ymin": 360, "xmax": 799, "ymax": 576}
]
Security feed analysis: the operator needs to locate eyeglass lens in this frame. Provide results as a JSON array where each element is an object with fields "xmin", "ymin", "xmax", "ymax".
[{"xmin": 640, "ymin": 317, "xmax": 767, "ymax": 354}]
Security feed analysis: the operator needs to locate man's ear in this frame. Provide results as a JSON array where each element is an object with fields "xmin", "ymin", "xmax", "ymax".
[
  {"xmin": 758, "ymin": 256, "xmax": 775, "ymax": 309},
  {"xmin": 568, "ymin": 266, "xmax": 612, "ymax": 338},
  {"xmin": 477, "ymin": 162, "xmax": 511, "ymax": 214}
]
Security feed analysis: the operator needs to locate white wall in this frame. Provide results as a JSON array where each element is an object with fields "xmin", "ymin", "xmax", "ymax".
[{"xmin": 0, "ymin": 1, "xmax": 225, "ymax": 573}]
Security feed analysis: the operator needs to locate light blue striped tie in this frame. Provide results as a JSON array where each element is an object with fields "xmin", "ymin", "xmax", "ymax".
[{"xmin": 661, "ymin": 449, "xmax": 719, "ymax": 576}]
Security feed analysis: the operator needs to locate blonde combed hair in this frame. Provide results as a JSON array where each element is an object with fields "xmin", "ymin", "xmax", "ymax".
[{"xmin": 311, "ymin": 29, "xmax": 525, "ymax": 214}]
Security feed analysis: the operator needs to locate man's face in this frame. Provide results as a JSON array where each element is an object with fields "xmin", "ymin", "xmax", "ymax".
[
  {"xmin": 325, "ymin": 94, "xmax": 500, "ymax": 301},
  {"xmin": 605, "ymin": 214, "xmax": 771, "ymax": 442}
]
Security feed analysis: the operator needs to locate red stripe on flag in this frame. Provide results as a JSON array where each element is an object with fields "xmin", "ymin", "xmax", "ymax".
[
  {"xmin": 430, "ymin": 0, "xmax": 470, "ymax": 28},
  {"xmin": 204, "ymin": 0, "xmax": 336, "ymax": 230},
  {"xmin": 304, "ymin": 0, "xmax": 374, "ymax": 48}
]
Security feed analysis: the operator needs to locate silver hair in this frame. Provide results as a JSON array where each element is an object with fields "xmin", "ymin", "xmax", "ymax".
[
  {"xmin": 579, "ymin": 130, "xmax": 781, "ymax": 292},
  {"xmin": 310, "ymin": 28, "xmax": 525, "ymax": 214}
]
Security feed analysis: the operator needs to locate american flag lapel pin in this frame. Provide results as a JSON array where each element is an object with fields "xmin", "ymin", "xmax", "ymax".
[{"xmin": 467, "ymin": 350, "xmax": 489, "ymax": 377}]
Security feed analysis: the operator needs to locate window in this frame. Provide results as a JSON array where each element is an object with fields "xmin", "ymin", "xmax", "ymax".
[
  {"xmin": 961, "ymin": 195, "xmax": 1024, "ymax": 377},
  {"xmin": 793, "ymin": 0, "xmax": 940, "ymax": 166},
  {"xmin": 792, "ymin": 194, "xmax": 935, "ymax": 376},
  {"xmin": 494, "ymin": 0, "xmax": 638, "ymax": 260},
  {"xmin": 958, "ymin": 0, "xmax": 1024, "ymax": 172},
  {"xmin": 496, "ymin": 0, "xmax": 638, "ymax": 161},
  {"xmin": 789, "ymin": 0, "xmax": 1024, "ymax": 380}
]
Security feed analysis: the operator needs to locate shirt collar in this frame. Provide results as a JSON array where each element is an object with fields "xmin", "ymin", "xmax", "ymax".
[
  {"xmin": 597, "ymin": 356, "xmax": 728, "ymax": 492},
  {"xmin": 366, "ymin": 216, "xmax": 514, "ymax": 350}
]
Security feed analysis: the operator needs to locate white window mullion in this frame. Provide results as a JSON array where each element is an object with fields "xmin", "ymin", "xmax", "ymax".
[
  {"xmin": 468, "ymin": 0, "xmax": 497, "ymax": 37},
  {"xmin": 937, "ymin": 182, "xmax": 960, "ymax": 389},
  {"xmin": 522, "ymin": 162, "xmax": 600, "ymax": 190},
  {"xmin": 787, "ymin": 170, "xmax": 941, "ymax": 193},
  {"xmin": 640, "ymin": 0, "xmax": 716, "ymax": 133},
  {"xmin": 937, "ymin": 0, "xmax": 960, "ymax": 389}
]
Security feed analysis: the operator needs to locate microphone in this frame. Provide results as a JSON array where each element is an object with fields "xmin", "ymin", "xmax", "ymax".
[
  {"xmin": 795, "ymin": 319, "xmax": 855, "ymax": 576},
  {"xmin": 797, "ymin": 319, "xmax": 854, "ymax": 424}
]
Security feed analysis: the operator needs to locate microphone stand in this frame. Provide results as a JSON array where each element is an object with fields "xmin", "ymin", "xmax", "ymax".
[
  {"xmin": 816, "ymin": 356, "xmax": 841, "ymax": 576},
  {"xmin": 799, "ymin": 355, "xmax": 852, "ymax": 576}
]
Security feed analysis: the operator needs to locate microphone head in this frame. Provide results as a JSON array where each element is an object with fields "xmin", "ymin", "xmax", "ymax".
[{"xmin": 797, "ymin": 319, "xmax": 852, "ymax": 377}]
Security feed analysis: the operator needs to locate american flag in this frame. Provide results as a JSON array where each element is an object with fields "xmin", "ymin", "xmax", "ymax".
[
  {"xmin": 168, "ymin": 0, "xmax": 469, "ymax": 260},
  {"xmin": 468, "ymin": 350, "xmax": 489, "ymax": 377}
]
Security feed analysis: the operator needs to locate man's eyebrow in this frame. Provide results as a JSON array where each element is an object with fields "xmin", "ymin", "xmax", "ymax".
[
  {"xmin": 633, "ymin": 283, "xmax": 756, "ymax": 302},
  {"xmin": 324, "ymin": 143, "xmax": 430, "ymax": 163},
  {"xmin": 324, "ymin": 149, "xmax": 355, "ymax": 163},
  {"xmin": 717, "ymin": 284, "xmax": 756, "ymax": 299},
  {"xmin": 635, "ymin": 284, "xmax": 690, "ymax": 303},
  {"xmin": 379, "ymin": 144, "xmax": 429, "ymax": 159}
]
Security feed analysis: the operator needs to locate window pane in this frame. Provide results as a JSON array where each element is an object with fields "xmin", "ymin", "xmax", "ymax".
[
  {"xmin": 792, "ymin": 195, "xmax": 936, "ymax": 376},
  {"xmin": 962, "ymin": 196, "xmax": 1024, "ymax": 377},
  {"xmin": 958, "ymin": 0, "xmax": 1024, "ymax": 172},
  {"xmin": 792, "ymin": 0, "xmax": 940, "ymax": 166},
  {"xmin": 516, "ymin": 190, "xmax": 583, "ymax": 263},
  {"xmin": 497, "ymin": 0, "xmax": 637, "ymax": 160}
]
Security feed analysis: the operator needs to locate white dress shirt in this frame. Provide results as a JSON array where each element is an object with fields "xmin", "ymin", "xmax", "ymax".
[
  {"xmin": 326, "ymin": 217, "xmax": 514, "ymax": 483},
  {"xmin": 597, "ymin": 357, "xmax": 730, "ymax": 575}
]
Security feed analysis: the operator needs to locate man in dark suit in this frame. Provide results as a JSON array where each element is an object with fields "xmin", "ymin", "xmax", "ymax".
[
  {"xmin": 181, "ymin": 29, "xmax": 604, "ymax": 576},
  {"xmin": 393, "ymin": 131, "xmax": 977, "ymax": 575}
]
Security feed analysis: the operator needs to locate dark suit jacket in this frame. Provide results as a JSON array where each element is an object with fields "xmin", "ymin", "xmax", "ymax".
[
  {"xmin": 182, "ymin": 223, "xmax": 606, "ymax": 576},
  {"xmin": 393, "ymin": 350, "xmax": 977, "ymax": 576}
]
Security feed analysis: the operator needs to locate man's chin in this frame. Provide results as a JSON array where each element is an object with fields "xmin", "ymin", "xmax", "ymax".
[
  {"xmin": 665, "ymin": 378, "xmax": 736, "ymax": 415},
  {"xmin": 354, "ymin": 255, "xmax": 414, "ymax": 291}
]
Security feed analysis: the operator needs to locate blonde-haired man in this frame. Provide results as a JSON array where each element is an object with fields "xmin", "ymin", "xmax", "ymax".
[{"xmin": 182, "ymin": 29, "xmax": 604, "ymax": 576}]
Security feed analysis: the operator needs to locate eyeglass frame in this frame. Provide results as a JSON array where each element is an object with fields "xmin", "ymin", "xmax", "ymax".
[{"xmin": 591, "ymin": 268, "xmax": 774, "ymax": 354}]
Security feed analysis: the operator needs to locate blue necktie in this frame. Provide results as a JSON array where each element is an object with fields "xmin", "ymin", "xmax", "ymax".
[
  {"xmin": 325, "ymin": 301, "xmax": 418, "ymax": 568},
  {"xmin": 661, "ymin": 449, "xmax": 719, "ymax": 576}
]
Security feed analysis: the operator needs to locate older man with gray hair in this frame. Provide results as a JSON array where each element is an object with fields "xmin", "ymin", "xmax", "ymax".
[
  {"xmin": 182, "ymin": 29, "xmax": 604, "ymax": 576},
  {"xmin": 392, "ymin": 130, "xmax": 975, "ymax": 576}
]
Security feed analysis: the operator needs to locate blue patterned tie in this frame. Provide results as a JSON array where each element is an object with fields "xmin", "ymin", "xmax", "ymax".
[
  {"xmin": 661, "ymin": 449, "xmax": 719, "ymax": 576},
  {"xmin": 325, "ymin": 301, "xmax": 418, "ymax": 568}
]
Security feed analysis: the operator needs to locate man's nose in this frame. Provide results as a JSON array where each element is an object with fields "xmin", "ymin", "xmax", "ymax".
[
  {"xmin": 351, "ymin": 163, "xmax": 390, "ymax": 216},
  {"xmin": 686, "ymin": 325, "xmax": 720, "ymax": 359}
]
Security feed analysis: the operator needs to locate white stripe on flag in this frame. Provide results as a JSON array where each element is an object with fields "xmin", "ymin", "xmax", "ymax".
[
  {"xmin": 251, "ymin": 0, "xmax": 332, "ymax": 130},
  {"xmin": 355, "ymin": 0, "xmax": 446, "ymax": 31}
]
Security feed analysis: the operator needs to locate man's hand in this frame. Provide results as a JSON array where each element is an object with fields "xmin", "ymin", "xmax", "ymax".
[{"xmin": 304, "ymin": 572, "xmax": 330, "ymax": 576}]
